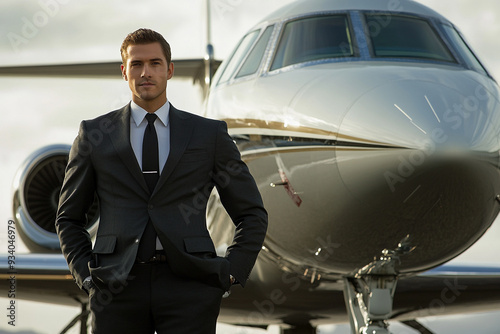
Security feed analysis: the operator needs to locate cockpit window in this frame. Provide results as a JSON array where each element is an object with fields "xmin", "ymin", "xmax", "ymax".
[
  {"xmin": 365, "ymin": 14, "xmax": 455, "ymax": 62},
  {"xmin": 236, "ymin": 25, "xmax": 274, "ymax": 78},
  {"xmin": 441, "ymin": 24, "xmax": 487, "ymax": 75},
  {"xmin": 218, "ymin": 29, "xmax": 260, "ymax": 84},
  {"xmin": 270, "ymin": 15, "xmax": 354, "ymax": 71}
]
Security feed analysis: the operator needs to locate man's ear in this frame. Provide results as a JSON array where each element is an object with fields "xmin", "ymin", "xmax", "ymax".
[
  {"xmin": 121, "ymin": 64, "xmax": 128, "ymax": 81},
  {"xmin": 167, "ymin": 62, "xmax": 174, "ymax": 80}
]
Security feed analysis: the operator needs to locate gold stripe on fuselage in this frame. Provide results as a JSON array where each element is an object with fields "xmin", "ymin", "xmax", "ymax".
[{"xmin": 222, "ymin": 118, "xmax": 391, "ymax": 147}]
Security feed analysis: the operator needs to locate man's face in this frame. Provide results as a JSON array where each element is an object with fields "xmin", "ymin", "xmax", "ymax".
[{"xmin": 121, "ymin": 42, "xmax": 174, "ymax": 111}]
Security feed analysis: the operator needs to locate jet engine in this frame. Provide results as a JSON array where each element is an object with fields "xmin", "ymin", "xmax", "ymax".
[{"xmin": 12, "ymin": 145, "xmax": 99, "ymax": 252}]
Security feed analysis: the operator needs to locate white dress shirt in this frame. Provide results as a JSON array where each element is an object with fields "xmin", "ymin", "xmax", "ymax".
[
  {"xmin": 130, "ymin": 100, "xmax": 170, "ymax": 173},
  {"xmin": 130, "ymin": 100, "xmax": 170, "ymax": 250}
]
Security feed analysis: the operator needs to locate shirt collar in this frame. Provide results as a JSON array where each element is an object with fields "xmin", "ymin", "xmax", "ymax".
[{"xmin": 130, "ymin": 100, "xmax": 170, "ymax": 127}]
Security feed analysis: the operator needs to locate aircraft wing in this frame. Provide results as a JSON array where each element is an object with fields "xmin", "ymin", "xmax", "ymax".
[
  {"xmin": 2, "ymin": 253, "xmax": 500, "ymax": 328},
  {"xmin": 392, "ymin": 264, "xmax": 500, "ymax": 321},
  {"xmin": 217, "ymin": 261, "xmax": 500, "ymax": 328},
  {"xmin": 0, "ymin": 253, "xmax": 84, "ymax": 307},
  {"xmin": 0, "ymin": 59, "xmax": 221, "ymax": 82}
]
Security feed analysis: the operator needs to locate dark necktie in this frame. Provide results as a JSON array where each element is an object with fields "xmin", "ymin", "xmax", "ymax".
[
  {"xmin": 142, "ymin": 113, "xmax": 159, "ymax": 192},
  {"xmin": 137, "ymin": 113, "xmax": 159, "ymax": 261}
]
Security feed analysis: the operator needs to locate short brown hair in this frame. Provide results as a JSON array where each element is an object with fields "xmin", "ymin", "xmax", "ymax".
[{"xmin": 120, "ymin": 28, "xmax": 171, "ymax": 64}]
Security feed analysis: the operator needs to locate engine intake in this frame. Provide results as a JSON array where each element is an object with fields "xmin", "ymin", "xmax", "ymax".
[{"xmin": 12, "ymin": 145, "xmax": 99, "ymax": 252}]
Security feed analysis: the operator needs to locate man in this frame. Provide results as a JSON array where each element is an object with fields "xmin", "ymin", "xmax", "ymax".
[{"xmin": 56, "ymin": 28, "xmax": 268, "ymax": 334}]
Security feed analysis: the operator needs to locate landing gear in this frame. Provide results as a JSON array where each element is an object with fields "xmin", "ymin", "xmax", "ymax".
[
  {"xmin": 60, "ymin": 300, "xmax": 89, "ymax": 334},
  {"xmin": 343, "ymin": 275, "xmax": 397, "ymax": 334},
  {"xmin": 343, "ymin": 235, "xmax": 415, "ymax": 334}
]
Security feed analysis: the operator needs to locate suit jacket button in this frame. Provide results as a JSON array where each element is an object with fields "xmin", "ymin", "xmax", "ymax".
[{"xmin": 148, "ymin": 204, "xmax": 154, "ymax": 210}]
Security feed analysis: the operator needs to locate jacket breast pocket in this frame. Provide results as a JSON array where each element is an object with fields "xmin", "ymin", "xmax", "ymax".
[{"xmin": 178, "ymin": 149, "xmax": 208, "ymax": 164}]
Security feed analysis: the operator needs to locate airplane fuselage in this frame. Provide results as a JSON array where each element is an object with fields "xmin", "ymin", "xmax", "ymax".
[{"xmin": 206, "ymin": 0, "xmax": 500, "ymax": 283}]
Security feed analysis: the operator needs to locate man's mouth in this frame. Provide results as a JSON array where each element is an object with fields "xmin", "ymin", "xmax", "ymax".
[{"xmin": 139, "ymin": 82, "xmax": 155, "ymax": 87}]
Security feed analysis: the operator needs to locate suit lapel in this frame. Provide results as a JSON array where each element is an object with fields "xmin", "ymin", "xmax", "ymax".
[
  {"xmin": 154, "ymin": 105, "xmax": 194, "ymax": 194},
  {"xmin": 109, "ymin": 103, "xmax": 149, "ymax": 194}
]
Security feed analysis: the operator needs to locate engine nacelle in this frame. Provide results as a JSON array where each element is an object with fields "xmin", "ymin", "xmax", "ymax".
[{"xmin": 12, "ymin": 145, "xmax": 99, "ymax": 252}]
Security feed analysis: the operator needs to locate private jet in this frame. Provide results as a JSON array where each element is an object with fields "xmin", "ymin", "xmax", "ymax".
[{"xmin": 1, "ymin": 0, "xmax": 500, "ymax": 333}]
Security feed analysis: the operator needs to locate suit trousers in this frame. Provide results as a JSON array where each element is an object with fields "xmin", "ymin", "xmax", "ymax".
[{"xmin": 89, "ymin": 261, "xmax": 224, "ymax": 334}]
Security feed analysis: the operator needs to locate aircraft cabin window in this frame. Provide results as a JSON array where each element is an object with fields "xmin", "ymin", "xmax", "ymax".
[
  {"xmin": 365, "ymin": 14, "xmax": 455, "ymax": 62},
  {"xmin": 270, "ymin": 15, "xmax": 353, "ymax": 71},
  {"xmin": 236, "ymin": 25, "xmax": 275, "ymax": 78},
  {"xmin": 218, "ymin": 29, "xmax": 260, "ymax": 84},
  {"xmin": 441, "ymin": 24, "xmax": 487, "ymax": 75}
]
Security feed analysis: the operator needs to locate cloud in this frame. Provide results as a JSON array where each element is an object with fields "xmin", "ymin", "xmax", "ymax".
[{"xmin": 0, "ymin": 0, "xmax": 207, "ymax": 64}]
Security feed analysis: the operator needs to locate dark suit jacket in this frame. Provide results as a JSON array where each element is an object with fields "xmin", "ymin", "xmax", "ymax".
[{"xmin": 56, "ymin": 103, "xmax": 267, "ymax": 292}]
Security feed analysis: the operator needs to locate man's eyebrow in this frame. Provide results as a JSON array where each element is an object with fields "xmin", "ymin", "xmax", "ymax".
[{"xmin": 129, "ymin": 58, "xmax": 164, "ymax": 63}]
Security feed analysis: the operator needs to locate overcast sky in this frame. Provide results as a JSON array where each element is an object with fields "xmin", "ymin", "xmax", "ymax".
[{"xmin": 1, "ymin": 0, "xmax": 500, "ymax": 333}]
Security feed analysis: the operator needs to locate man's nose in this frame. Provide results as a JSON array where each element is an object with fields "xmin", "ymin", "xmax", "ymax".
[{"xmin": 141, "ymin": 64, "xmax": 151, "ymax": 77}]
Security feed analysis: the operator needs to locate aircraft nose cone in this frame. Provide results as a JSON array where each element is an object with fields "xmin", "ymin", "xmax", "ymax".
[
  {"xmin": 338, "ymin": 79, "xmax": 500, "ymax": 153},
  {"xmin": 335, "ymin": 78, "xmax": 500, "ymax": 273}
]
